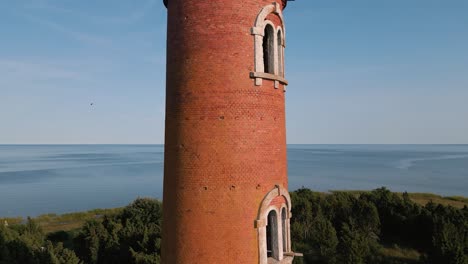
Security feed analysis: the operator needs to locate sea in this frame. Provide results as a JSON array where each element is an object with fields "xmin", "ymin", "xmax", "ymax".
[{"xmin": 0, "ymin": 144, "xmax": 467, "ymax": 217}]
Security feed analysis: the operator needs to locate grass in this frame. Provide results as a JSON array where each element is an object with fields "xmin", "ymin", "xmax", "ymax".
[
  {"xmin": 330, "ymin": 190, "xmax": 468, "ymax": 209},
  {"xmin": 38, "ymin": 208, "xmax": 123, "ymax": 233},
  {"xmin": 407, "ymin": 193, "xmax": 467, "ymax": 208},
  {"xmin": 2, "ymin": 208, "xmax": 123, "ymax": 234},
  {"xmin": 0, "ymin": 217, "xmax": 23, "ymax": 226},
  {"xmin": 380, "ymin": 244, "xmax": 421, "ymax": 262}
]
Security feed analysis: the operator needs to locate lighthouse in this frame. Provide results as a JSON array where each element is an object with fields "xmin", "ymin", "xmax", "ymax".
[{"xmin": 161, "ymin": 0, "xmax": 295, "ymax": 263}]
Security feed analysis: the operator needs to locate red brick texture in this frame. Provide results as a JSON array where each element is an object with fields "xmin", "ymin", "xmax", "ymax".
[
  {"xmin": 161, "ymin": 1, "xmax": 289, "ymax": 263},
  {"xmin": 269, "ymin": 195, "xmax": 287, "ymax": 209}
]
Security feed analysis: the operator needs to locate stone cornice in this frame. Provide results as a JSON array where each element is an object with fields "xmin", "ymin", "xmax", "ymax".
[{"xmin": 250, "ymin": 72, "xmax": 288, "ymax": 86}]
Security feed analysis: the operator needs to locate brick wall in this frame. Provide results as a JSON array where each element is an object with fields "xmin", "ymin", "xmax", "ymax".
[{"xmin": 162, "ymin": 1, "xmax": 289, "ymax": 263}]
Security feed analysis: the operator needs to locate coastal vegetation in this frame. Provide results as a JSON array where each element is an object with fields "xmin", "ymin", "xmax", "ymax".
[
  {"xmin": 291, "ymin": 188, "xmax": 468, "ymax": 264},
  {"xmin": 1, "ymin": 199, "xmax": 161, "ymax": 264},
  {"xmin": 1, "ymin": 188, "xmax": 466, "ymax": 263}
]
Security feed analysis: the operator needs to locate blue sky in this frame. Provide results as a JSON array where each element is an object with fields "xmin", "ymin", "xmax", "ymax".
[{"xmin": 1, "ymin": 0, "xmax": 467, "ymax": 144}]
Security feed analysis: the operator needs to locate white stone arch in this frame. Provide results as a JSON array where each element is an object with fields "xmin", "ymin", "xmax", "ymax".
[
  {"xmin": 250, "ymin": 2, "xmax": 288, "ymax": 88},
  {"xmin": 252, "ymin": 2, "xmax": 286, "ymax": 40},
  {"xmin": 255, "ymin": 185, "xmax": 292, "ymax": 264}
]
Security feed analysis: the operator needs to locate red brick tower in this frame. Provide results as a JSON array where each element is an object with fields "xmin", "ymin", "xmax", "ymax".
[{"xmin": 161, "ymin": 0, "xmax": 295, "ymax": 263}]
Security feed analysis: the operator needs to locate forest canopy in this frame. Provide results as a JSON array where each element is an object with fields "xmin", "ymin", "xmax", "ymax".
[{"xmin": 1, "ymin": 188, "xmax": 467, "ymax": 264}]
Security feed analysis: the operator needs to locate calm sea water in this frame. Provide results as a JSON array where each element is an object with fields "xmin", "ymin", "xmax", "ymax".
[{"xmin": 0, "ymin": 144, "xmax": 467, "ymax": 217}]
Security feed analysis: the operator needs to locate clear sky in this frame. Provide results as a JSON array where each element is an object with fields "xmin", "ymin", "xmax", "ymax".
[{"xmin": 1, "ymin": 0, "xmax": 467, "ymax": 144}]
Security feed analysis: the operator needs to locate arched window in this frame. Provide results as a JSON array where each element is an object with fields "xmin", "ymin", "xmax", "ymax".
[
  {"xmin": 266, "ymin": 210, "xmax": 279, "ymax": 260},
  {"xmin": 263, "ymin": 24, "xmax": 275, "ymax": 74},
  {"xmin": 277, "ymin": 30, "xmax": 283, "ymax": 77},
  {"xmin": 281, "ymin": 207, "xmax": 287, "ymax": 252},
  {"xmin": 251, "ymin": 3, "xmax": 288, "ymax": 87},
  {"xmin": 255, "ymin": 185, "xmax": 294, "ymax": 263}
]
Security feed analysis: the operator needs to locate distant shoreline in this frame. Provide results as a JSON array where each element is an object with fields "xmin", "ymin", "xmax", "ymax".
[{"xmin": 2, "ymin": 144, "xmax": 467, "ymax": 217}]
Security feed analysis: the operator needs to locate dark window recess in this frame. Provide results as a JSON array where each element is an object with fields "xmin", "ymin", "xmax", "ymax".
[
  {"xmin": 282, "ymin": 208, "xmax": 287, "ymax": 252},
  {"xmin": 267, "ymin": 210, "xmax": 279, "ymax": 259},
  {"xmin": 263, "ymin": 24, "xmax": 275, "ymax": 74}
]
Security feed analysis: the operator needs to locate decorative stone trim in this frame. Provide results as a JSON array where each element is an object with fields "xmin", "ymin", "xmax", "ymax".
[
  {"xmin": 255, "ymin": 185, "xmax": 293, "ymax": 264},
  {"xmin": 250, "ymin": 72, "xmax": 288, "ymax": 86},
  {"xmin": 255, "ymin": 219, "xmax": 267, "ymax": 228},
  {"xmin": 251, "ymin": 26, "xmax": 265, "ymax": 36},
  {"xmin": 251, "ymin": 3, "xmax": 287, "ymax": 88},
  {"xmin": 284, "ymin": 252, "xmax": 304, "ymax": 257}
]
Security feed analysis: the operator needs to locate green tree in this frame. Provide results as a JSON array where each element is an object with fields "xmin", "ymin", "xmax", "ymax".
[
  {"xmin": 338, "ymin": 222, "xmax": 372, "ymax": 264},
  {"xmin": 43, "ymin": 241, "xmax": 82, "ymax": 264},
  {"xmin": 308, "ymin": 211, "xmax": 338, "ymax": 264},
  {"xmin": 74, "ymin": 198, "xmax": 162, "ymax": 264},
  {"xmin": 428, "ymin": 219, "xmax": 467, "ymax": 264}
]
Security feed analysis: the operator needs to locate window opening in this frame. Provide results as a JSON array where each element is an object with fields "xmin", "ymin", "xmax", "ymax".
[
  {"xmin": 267, "ymin": 210, "xmax": 279, "ymax": 259},
  {"xmin": 263, "ymin": 24, "xmax": 275, "ymax": 74},
  {"xmin": 277, "ymin": 31, "xmax": 283, "ymax": 77},
  {"xmin": 282, "ymin": 207, "xmax": 287, "ymax": 252}
]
